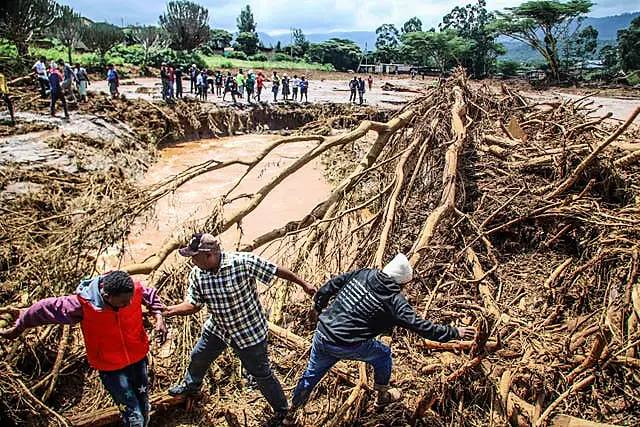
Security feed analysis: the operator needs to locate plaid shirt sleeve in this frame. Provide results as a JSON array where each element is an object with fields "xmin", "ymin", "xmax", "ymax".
[
  {"xmin": 186, "ymin": 269, "xmax": 204, "ymax": 306},
  {"xmin": 244, "ymin": 253, "xmax": 277, "ymax": 286}
]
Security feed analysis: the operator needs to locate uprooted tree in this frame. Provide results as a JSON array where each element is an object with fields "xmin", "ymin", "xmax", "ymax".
[{"xmin": 1, "ymin": 69, "xmax": 640, "ymax": 426}]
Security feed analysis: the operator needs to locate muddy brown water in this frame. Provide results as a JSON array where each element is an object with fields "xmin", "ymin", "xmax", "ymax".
[{"xmin": 104, "ymin": 134, "xmax": 329, "ymax": 272}]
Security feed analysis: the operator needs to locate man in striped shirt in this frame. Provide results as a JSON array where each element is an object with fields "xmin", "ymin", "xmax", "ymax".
[{"xmin": 163, "ymin": 233, "xmax": 315, "ymax": 420}]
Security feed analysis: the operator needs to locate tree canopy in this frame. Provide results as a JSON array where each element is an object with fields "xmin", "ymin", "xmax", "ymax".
[
  {"xmin": 490, "ymin": 0, "xmax": 593, "ymax": 80},
  {"xmin": 375, "ymin": 24, "xmax": 401, "ymax": 63},
  {"xmin": 131, "ymin": 26, "xmax": 169, "ymax": 67},
  {"xmin": 617, "ymin": 16, "xmax": 640, "ymax": 71},
  {"xmin": 237, "ymin": 5, "xmax": 257, "ymax": 33},
  {"xmin": 83, "ymin": 22, "xmax": 124, "ymax": 58},
  {"xmin": 159, "ymin": 0, "xmax": 210, "ymax": 51},
  {"xmin": 402, "ymin": 17, "xmax": 423, "ymax": 34},
  {"xmin": 50, "ymin": 5, "xmax": 86, "ymax": 64},
  {"xmin": 401, "ymin": 29, "xmax": 474, "ymax": 71},
  {"xmin": 0, "ymin": 0, "xmax": 60, "ymax": 56},
  {"xmin": 235, "ymin": 31, "xmax": 259, "ymax": 55},
  {"xmin": 307, "ymin": 38, "xmax": 362, "ymax": 71}
]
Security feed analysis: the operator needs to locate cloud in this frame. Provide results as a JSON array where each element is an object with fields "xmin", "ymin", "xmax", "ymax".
[{"xmin": 58, "ymin": 0, "xmax": 638, "ymax": 33}]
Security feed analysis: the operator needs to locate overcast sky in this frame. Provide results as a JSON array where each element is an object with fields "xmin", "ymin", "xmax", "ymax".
[{"xmin": 57, "ymin": 0, "xmax": 638, "ymax": 34}]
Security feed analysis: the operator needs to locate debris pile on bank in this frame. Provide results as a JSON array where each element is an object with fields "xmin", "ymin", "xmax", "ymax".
[{"xmin": 1, "ymin": 69, "xmax": 639, "ymax": 426}]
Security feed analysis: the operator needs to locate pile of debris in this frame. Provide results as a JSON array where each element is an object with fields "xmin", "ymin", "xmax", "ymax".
[{"xmin": 1, "ymin": 69, "xmax": 639, "ymax": 426}]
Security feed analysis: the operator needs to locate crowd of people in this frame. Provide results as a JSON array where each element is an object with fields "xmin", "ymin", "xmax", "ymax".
[
  {"xmin": 157, "ymin": 64, "xmax": 312, "ymax": 105},
  {"xmin": 0, "ymin": 232, "xmax": 475, "ymax": 426}
]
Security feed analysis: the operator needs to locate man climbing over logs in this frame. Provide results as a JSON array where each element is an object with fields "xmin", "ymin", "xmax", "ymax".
[
  {"xmin": 290, "ymin": 253, "xmax": 476, "ymax": 411},
  {"xmin": 0, "ymin": 271, "xmax": 168, "ymax": 427},
  {"xmin": 162, "ymin": 233, "xmax": 316, "ymax": 423}
]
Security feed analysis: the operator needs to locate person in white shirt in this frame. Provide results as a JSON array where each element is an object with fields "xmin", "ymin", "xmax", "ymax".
[
  {"xmin": 292, "ymin": 75, "xmax": 300, "ymax": 101},
  {"xmin": 32, "ymin": 56, "xmax": 49, "ymax": 98}
]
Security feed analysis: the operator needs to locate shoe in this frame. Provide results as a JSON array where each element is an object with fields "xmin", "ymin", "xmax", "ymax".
[
  {"xmin": 373, "ymin": 384, "xmax": 402, "ymax": 410},
  {"xmin": 168, "ymin": 383, "xmax": 202, "ymax": 398}
]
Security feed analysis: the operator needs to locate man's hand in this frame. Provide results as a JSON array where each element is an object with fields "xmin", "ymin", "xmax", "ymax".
[
  {"xmin": 457, "ymin": 326, "xmax": 477, "ymax": 341},
  {"xmin": 0, "ymin": 306, "xmax": 22, "ymax": 340},
  {"xmin": 154, "ymin": 315, "xmax": 168, "ymax": 344},
  {"xmin": 302, "ymin": 282, "xmax": 316, "ymax": 297}
]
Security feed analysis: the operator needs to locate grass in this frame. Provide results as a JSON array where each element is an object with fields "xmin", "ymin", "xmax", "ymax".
[{"xmin": 201, "ymin": 54, "xmax": 335, "ymax": 72}]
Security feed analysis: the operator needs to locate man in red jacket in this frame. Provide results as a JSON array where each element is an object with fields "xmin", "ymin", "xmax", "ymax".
[{"xmin": 0, "ymin": 271, "xmax": 167, "ymax": 427}]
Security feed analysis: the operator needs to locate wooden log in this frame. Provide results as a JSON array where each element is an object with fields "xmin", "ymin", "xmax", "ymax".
[{"xmin": 68, "ymin": 393, "xmax": 186, "ymax": 426}]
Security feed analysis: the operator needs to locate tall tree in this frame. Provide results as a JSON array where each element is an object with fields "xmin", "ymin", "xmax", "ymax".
[
  {"xmin": 159, "ymin": 0, "xmax": 210, "ymax": 51},
  {"xmin": 375, "ymin": 24, "xmax": 401, "ymax": 63},
  {"xmin": 0, "ymin": 0, "xmax": 60, "ymax": 56},
  {"xmin": 292, "ymin": 28, "xmax": 309, "ymax": 55},
  {"xmin": 84, "ymin": 22, "xmax": 125, "ymax": 58},
  {"xmin": 441, "ymin": 0, "xmax": 503, "ymax": 77},
  {"xmin": 402, "ymin": 17, "xmax": 423, "ymax": 34},
  {"xmin": 235, "ymin": 32, "xmax": 259, "ymax": 55},
  {"xmin": 208, "ymin": 28, "xmax": 233, "ymax": 49},
  {"xmin": 401, "ymin": 29, "xmax": 473, "ymax": 71},
  {"xmin": 490, "ymin": 0, "xmax": 593, "ymax": 80},
  {"xmin": 131, "ymin": 26, "xmax": 169, "ymax": 67},
  {"xmin": 237, "ymin": 5, "xmax": 257, "ymax": 33},
  {"xmin": 617, "ymin": 16, "xmax": 640, "ymax": 71},
  {"xmin": 51, "ymin": 5, "xmax": 86, "ymax": 64},
  {"xmin": 307, "ymin": 38, "xmax": 362, "ymax": 71}
]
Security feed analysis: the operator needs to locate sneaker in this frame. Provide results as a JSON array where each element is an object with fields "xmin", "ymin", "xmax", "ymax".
[
  {"xmin": 373, "ymin": 384, "xmax": 402, "ymax": 410},
  {"xmin": 168, "ymin": 383, "xmax": 202, "ymax": 398}
]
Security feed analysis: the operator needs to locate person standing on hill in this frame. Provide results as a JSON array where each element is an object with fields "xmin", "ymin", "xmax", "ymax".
[
  {"xmin": 271, "ymin": 71, "xmax": 280, "ymax": 102},
  {"xmin": 245, "ymin": 72, "xmax": 256, "ymax": 104},
  {"xmin": 357, "ymin": 77, "xmax": 366, "ymax": 105},
  {"xmin": 299, "ymin": 75, "xmax": 309, "ymax": 103},
  {"xmin": 236, "ymin": 69, "xmax": 245, "ymax": 98},
  {"xmin": 167, "ymin": 65, "xmax": 175, "ymax": 99},
  {"xmin": 49, "ymin": 63, "xmax": 69, "ymax": 119},
  {"xmin": 215, "ymin": 71, "xmax": 223, "ymax": 97},
  {"xmin": 0, "ymin": 271, "xmax": 168, "ymax": 427},
  {"xmin": 33, "ymin": 56, "xmax": 50, "ymax": 98},
  {"xmin": 163, "ymin": 233, "xmax": 316, "ymax": 424},
  {"xmin": 223, "ymin": 72, "xmax": 236, "ymax": 103},
  {"xmin": 255, "ymin": 71, "xmax": 264, "ymax": 102},
  {"xmin": 74, "ymin": 63, "xmax": 90, "ymax": 103},
  {"xmin": 349, "ymin": 76, "xmax": 358, "ymax": 103},
  {"xmin": 281, "ymin": 73, "xmax": 290, "ymax": 101},
  {"xmin": 175, "ymin": 65, "xmax": 183, "ymax": 98},
  {"xmin": 200, "ymin": 69, "xmax": 208, "ymax": 101},
  {"xmin": 291, "ymin": 74, "xmax": 300, "ymax": 101},
  {"xmin": 160, "ymin": 63, "xmax": 169, "ymax": 100},
  {"xmin": 0, "ymin": 73, "xmax": 15, "ymax": 126},
  {"xmin": 290, "ymin": 254, "xmax": 476, "ymax": 411},
  {"xmin": 189, "ymin": 64, "xmax": 198, "ymax": 94}
]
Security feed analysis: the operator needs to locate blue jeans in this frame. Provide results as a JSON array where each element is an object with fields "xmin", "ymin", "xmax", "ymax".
[
  {"xmin": 98, "ymin": 357, "xmax": 150, "ymax": 427},
  {"xmin": 291, "ymin": 331, "xmax": 392, "ymax": 408},
  {"xmin": 184, "ymin": 328, "xmax": 288, "ymax": 412}
]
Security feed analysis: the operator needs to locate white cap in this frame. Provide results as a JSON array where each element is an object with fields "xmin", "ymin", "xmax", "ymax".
[{"xmin": 382, "ymin": 253, "xmax": 413, "ymax": 284}]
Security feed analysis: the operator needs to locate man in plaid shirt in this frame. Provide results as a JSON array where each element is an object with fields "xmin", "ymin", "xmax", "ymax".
[{"xmin": 163, "ymin": 233, "xmax": 315, "ymax": 420}]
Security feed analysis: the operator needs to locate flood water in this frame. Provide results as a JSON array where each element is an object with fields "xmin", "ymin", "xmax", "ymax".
[{"xmin": 114, "ymin": 134, "xmax": 330, "ymax": 270}]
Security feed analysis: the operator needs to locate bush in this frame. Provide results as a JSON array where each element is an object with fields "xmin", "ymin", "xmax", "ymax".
[
  {"xmin": 249, "ymin": 53, "xmax": 268, "ymax": 61},
  {"xmin": 219, "ymin": 60, "xmax": 234, "ymax": 68},
  {"xmin": 227, "ymin": 51, "xmax": 248, "ymax": 60},
  {"xmin": 274, "ymin": 53, "xmax": 294, "ymax": 62},
  {"xmin": 496, "ymin": 60, "xmax": 520, "ymax": 77}
]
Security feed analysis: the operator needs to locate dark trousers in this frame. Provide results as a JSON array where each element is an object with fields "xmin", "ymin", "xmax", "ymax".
[
  {"xmin": 3, "ymin": 93, "xmax": 15, "ymax": 124},
  {"xmin": 358, "ymin": 90, "xmax": 365, "ymax": 105},
  {"xmin": 190, "ymin": 78, "xmax": 196, "ymax": 93},
  {"xmin": 349, "ymin": 90, "xmax": 356, "ymax": 102},
  {"xmin": 99, "ymin": 357, "xmax": 150, "ymax": 427},
  {"xmin": 184, "ymin": 328, "xmax": 288, "ymax": 413},
  {"xmin": 246, "ymin": 88, "xmax": 254, "ymax": 103},
  {"xmin": 176, "ymin": 79, "xmax": 183, "ymax": 98},
  {"xmin": 37, "ymin": 77, "xmax": 49, "ymax": 98},
  {"xmin": 50, "ymin": 90, "xmax": 68, "ymax": 117}
]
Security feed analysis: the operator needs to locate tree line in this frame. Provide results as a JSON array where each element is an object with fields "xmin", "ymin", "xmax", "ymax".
[{"xmin": 0, "ymin": 0, "xmax": 638, "ymax": 78}]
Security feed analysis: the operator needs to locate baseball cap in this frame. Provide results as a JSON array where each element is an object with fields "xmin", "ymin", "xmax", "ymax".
[{"xmin": 179, "ymin": 233, "xmax": 220, "ymax": 257}]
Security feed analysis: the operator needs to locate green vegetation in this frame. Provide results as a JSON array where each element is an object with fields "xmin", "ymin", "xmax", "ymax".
[
  {"xmin": 202, "ymin": 54, "xmax": 335, "ymax": 71},
  {"xmin": 618, "ymin": 16, "xmax": 640, "ymax": 71}
]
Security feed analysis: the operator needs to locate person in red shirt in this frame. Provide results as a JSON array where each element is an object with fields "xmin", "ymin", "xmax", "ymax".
[
  {"xmin": 255, "ymin": 71, "xmax": 264, "ymax": 102},
  {"xmin": 0, "ymin": 271, "xmax": 167, "ymax": 427},
  {"xmin": 367, "ymin": 75, "xmax": 373, "ymax": 91}
]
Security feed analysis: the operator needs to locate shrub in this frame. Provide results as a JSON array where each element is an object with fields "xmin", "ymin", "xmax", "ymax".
[
  {"xmin": 249, "ymin": 53, "xmax": 268, "ymax": 61},
  {"xmin": 219, "ymin": 60, "xmax": 234, "ymax": 68},
  {"xmin": 227, "ymin": 51, "xmax": 248, "ymax": 60},
  {"xmin": 274, "ymin": 53, "xmax": 293, "ymax": 62}
]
